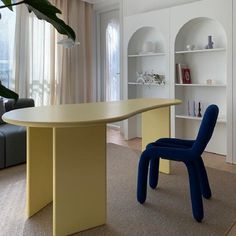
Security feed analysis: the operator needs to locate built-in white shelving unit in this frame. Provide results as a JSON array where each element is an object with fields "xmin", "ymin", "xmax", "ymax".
[
  {"xmin": 123, "ymin": 8, "xmax": 170, "ymax": 139},
  {"xmin": 173, "ymin": 17, "xmax": 228, "ymax": 156},
  {"xmin": 123, "ymin": 0, "xmax": 233, "ymax": 163},
  {"xmin": 175, "ymin": 48, "xmax": 226, "ymax": 54},
  {"xmin": 175, "ymin": 83, "xmax": 226, "ymax": 87},
  {"xmin": 127, "ymin": 26, "xmax": 169, "ymax": 138},
  {"xmin": 175, "ymin": 114, "xmax": 227, "ymax": 123},
  {"xmin": 128, "ymin": 52, "xmax": 167, "ymax": 57},
  {"xmin": 128, "ymin": 82, "xmax": 166, "ymax": 86}
]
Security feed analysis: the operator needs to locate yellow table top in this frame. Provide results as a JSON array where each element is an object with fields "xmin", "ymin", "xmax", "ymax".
[{"xmin": 2, "ymin": 98, "xmax": 181, "ymax": 128}]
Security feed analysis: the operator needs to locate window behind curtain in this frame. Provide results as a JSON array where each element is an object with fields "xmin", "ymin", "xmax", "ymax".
[
  {"xmin": 0, "ymin": 8, "xmax": 16, "ymax": 88},
  {"xmin": 100, "ymin": 9, "xmax": 120, "ymax": 102},
  {"xmin": 105, "ymin": 20, "xmax": 120, "ymax": 101},
  {"xmin": 28, "ymin": 16, "xmax": 54, "ymax": 106},
  {"xmin": 0, "ymin": 6, "xmax": 58, "ymax": 106}
]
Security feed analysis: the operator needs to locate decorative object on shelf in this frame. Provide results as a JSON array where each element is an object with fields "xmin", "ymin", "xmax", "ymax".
[
  {"xmin": 136, "ymin": 72, "xmax": 145, "ymax": 84},
  {"xmin": 176, "ymin": 64, "xmax": 191, "ymax": 84},
  {"xmin": 205, "ymin": 35, "xmax": 214, "ymax": 49},
  {"xmin": 136, "ymin": 71, "xmax": 165, "ymax": 85},
  {"xmin": 188, "ymin": 100, "xmax": 191, "ymax": 116},
  {"xmin": 187, "ymin": 100, "xmax": 197, "ymax": 117},
  {"xmin": 136, "ymin": 77, "xmax": 146, "ymax": 84},
  {"xmin": 193, "ymin": 101, "xmax": 196, "ymax": 117},
  {"xmin": 182, "ymin": 68, "xmax": 191, "ymax": 84},
  {"xmin": 186, "ymin": 44, "xmax": 195, "ymax": 51},
  {"xmin": 144, "ymin": 72, "xmax": 154, "ymax": 84},
  {"xmin": 206, "ymin": 79, "xmax": 215, "ymax": 85},
  {"xmin": 176, "ymin": 63, "xmax": 184, "ymax": 84},
  {"xmin": 197, "ymin": 102, "xmax": 202, "ymax": 117},
  {"xmin": 139, "ymin": 41, "xmax": 158, "ymax": 54},
  {"xmin": 152, "ymin": 74, "xmax": 165, "ymax": 85},
  {"xmin": 142, "ymin": 41, "xmax": 155, "ymax": 54}
]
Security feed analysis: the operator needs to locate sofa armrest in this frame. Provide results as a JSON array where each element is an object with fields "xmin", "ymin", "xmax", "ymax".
[{"xmin": 5, "ymin": 98, "xmax": 35, "ymax": 112}]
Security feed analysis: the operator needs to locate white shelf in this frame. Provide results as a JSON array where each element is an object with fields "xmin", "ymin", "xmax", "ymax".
[
  {"xmin": 128, "ymin": 52, "xmax": 167, "ymax": 58},
  {"xmin": 128, "ymin": 82, "xmax": 165, "ymax": 86},
  {"xmin": 175, "ymin": 115, "xmax": 227, "ymax": 123},
  {"xmin": 175, "ymin": 83, "xmax": 226, "ymax": 87},
  {"xmin": 175, "ymin": 48, "xmax": 226, "ymax": 54}
]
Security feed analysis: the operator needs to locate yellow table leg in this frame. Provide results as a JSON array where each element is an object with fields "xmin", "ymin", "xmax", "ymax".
[
  {"xmin": 27, "ymin": 127, "xmax": 53, "ymax": 217},
  {"xmin": 53, "ymin": 124, "xmax": 106, "ymax": 236},
  {"xmin": 142, "ymin": 107, "xmax": 171, "ymax": 174}
]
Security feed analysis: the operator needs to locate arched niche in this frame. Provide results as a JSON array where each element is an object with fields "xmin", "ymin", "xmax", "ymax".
[
  {"xmin": 128, "ymin": 27, "xmax": 167, "ymax": 55},
  {"xmin": 126, "ymin": 26, "xmax": 169, "ymax": 139},
  {"xmin": 175, "ymin": 17, "xmax": 227, "ymax": 51},
  {"xmin": 174, "ymin": 17, "xmax": 228, "ymax": 156}
]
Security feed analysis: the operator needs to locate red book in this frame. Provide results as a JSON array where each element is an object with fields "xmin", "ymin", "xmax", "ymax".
[{"xmin": 182, "ymin": 68, "xmax": 191, "ymax": 84}]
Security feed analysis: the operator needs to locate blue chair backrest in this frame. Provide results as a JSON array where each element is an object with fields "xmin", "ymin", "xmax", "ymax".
[{"xmin": 192, "ymin": 105, "xmax": 219, "ymax": 155}]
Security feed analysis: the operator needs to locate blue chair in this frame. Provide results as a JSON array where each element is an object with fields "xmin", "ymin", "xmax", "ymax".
[{"xmin": 137, "ymin": 105, "xmax": 219, "ymax": 222}]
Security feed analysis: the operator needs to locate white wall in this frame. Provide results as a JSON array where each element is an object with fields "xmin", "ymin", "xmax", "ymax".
[
  {"xmin": 233, "ymin": 0, "xmax": 236, "ymax": 165},
  {"xmin": 93, "ymin": 0, "xmax": 120, "ymax": 11},
  {"xmin": 123, "ymin": 0, "xmax": 201, "ymax": 16}
]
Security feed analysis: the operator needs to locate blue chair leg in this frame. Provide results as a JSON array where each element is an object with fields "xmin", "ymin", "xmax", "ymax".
[
  {"xmin": 149, "ymin": 156, "xmax": 160, "ymax": 189},
  {"xmin": 185, "ymin": 161, "xmax": 204, "ymax": 222},
  {"xmin": 196, "ymin": 157, "xmax": 212, "ymax": 199},
  {"xmin": 137, "ymin": 150, "xmax": 151, "ymax": 204}
]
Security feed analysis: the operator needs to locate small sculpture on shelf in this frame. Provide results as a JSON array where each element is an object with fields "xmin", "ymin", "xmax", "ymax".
[
  {"xmin": 186, "ymin": 44, "xmax": 195, "ymax": 51},
  {"xmin": 152, "ymin": 73, "xmax": 165, "ymax": 85},
  {"xmin": 187, "ymin": 100, "xmax": 203, "ymax": 117},
  {"xmin": 136, "ymin": 72, "xmax": 145, "ymax": 84},
  {"xmin": 193, "ymin": 101, "xmax": 197, "ymax": 117},
  {"xmin": 144, "ymin": 72, "xmax": 154, "ymax": 84},
  {"xmin": 136, "ymin": 71, "xmax": 165, "ymax": 85},
  {"xmin": 197, "ymin": 102, "xmax": 202, "ymax": 117},
  {"xmin": 141, "ymin": 41, "xmax": 159, "ymax": 54},
  {"xmin": 205, "ymin": 35, "xmax": 214, "ymax": 49}
]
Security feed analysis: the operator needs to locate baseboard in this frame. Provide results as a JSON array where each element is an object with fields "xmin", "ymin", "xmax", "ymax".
[{"xmin": 107, "ymin": 124, "xmax": 120, "ymax": 130}]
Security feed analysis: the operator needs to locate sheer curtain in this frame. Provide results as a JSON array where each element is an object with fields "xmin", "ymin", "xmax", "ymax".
[
  {"xmin": 54, "ymin": 0, "xmax": 94, "ymax": 104},
  {"xmin": 0, "ymin": 6, "xmax": 16, "ymax": 88},
  {"xmin": 13, "ymin": 0, "xmax": 94, "ymax": 106}
]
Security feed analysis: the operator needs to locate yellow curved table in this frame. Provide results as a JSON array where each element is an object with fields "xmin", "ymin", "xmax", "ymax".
[{"xmin": 3, "ymin": 98, "xmax": 181, "ymax": 236}]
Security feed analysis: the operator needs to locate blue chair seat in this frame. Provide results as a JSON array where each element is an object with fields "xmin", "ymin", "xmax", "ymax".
[{"xmin": 137, "ymin": 105, "xmax": 219, "ymax": 222}]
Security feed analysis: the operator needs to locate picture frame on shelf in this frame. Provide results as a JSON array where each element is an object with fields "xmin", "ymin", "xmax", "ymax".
[{"xmin": 182, "ymin": 68, "xmax": 191, "ymax": 84}]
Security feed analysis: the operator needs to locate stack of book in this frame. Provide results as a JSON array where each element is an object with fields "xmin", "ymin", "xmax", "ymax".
[{"xmin": 176, "ymin": 64, "xmax": 192, "ymax": 84}]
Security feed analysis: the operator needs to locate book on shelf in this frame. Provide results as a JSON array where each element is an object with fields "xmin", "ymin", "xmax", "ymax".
[{"xmin": 176, "ymin": 64, "xmax": 191, "ymax": 84}]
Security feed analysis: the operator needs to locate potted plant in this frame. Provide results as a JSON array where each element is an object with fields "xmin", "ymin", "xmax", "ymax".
[{"xmin": 0, "ymin": 0, "xmax": 76, "ymax": 100}]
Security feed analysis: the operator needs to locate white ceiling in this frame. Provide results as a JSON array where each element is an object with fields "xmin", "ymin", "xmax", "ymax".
[
  {"xmin": 83, "ymin": 0, "xmax": 119, "ymax": 11},
  {"xmin": 84, "ymin": 0, "xmax": 200, "ymax": 6},
  {"xmin": 83, "ymin": 0, "xmax": 201, "ymax": 15}
]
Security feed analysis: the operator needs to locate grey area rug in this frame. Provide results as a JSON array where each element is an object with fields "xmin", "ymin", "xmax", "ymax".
[{"xmin": 0, "ymin": 143, "xmax": 236, "ymax": 236}]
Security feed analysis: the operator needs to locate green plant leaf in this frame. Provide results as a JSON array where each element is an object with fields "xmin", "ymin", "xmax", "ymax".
[
  {"xmin": 24, "ymin": 0, "xmax": 76, "ymax": 41},
  {"xmin": 0, "ymin": 83, "xmax": 18, "ymax": 100},
  {"xmin": 0, "ymin": 0, "xmax": 13, "ymax": 10}
]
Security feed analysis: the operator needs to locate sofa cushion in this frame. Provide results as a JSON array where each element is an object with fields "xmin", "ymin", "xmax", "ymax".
[
  {"xmin": 5, "ymin": 98, "xmax": 35, "ymax": 112},
  {"xmin": 0, "ymin": 98, "xmax": 5, "ymax": 124},
  {"xmin": 0, "ymin": 132, "xmax": 5, "ymax": 169},
  {"xmin": 0, "ymin": 124, "xmax": 26, "ymax": 167}
]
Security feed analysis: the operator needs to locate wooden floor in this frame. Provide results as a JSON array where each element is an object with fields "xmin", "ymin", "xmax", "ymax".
[
  {"xmin": 107, "ymin": 127, "xmax": 236, "ymax": 235},
  {"xmin": 107, "ymin": 128, "xmax": 236, "ymax": 174}
]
